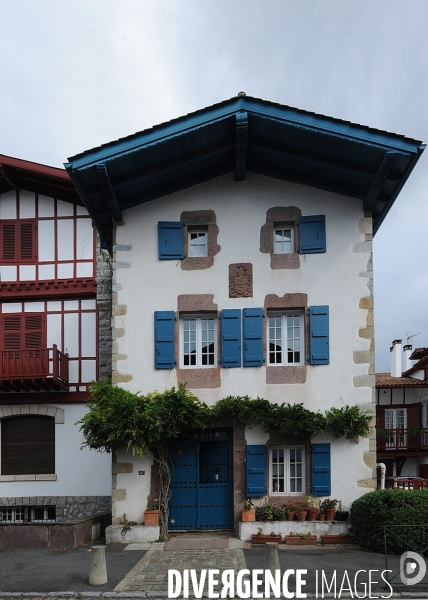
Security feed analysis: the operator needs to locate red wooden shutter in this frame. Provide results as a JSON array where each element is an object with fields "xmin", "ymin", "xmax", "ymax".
[
  {"xmin": 3, "ymin": 316, "xmax": 22, "ymax": 350},
  {"xmin": 1, "ymin": 314, "xmax": 45, "ymax": 350},
  {"xmin": 1, "ymin": 415, "xmax": 55, "ymax": 475},
  {"xmin": 2, "ymin": 224, "xmax": 16, "ymax": 260},
  {"xmin": 19, "ymin": 222, "xmax": 35, "ymax": 260},
  {"xmin": 24, "ymin": 315, "xmax": 44, "ymax": 349}
]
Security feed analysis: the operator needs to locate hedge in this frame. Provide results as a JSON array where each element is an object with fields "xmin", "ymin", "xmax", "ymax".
[{"xmin": 350, "ymin": 489, "xmax": 428, "ymax": 554}]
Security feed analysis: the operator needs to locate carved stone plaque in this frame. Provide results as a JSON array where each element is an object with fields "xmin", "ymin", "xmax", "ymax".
[{"xmin": 229, "ymin": 263, "xmax": 253, "ymax": 298}]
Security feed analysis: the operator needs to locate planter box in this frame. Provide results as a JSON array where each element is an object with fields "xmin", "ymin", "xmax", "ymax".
[
  {"xmin": 322, "ymin": 534, "xmax": 353, "ymax": 544},
  {"xmin": 252, "ymin": 534, "xmax": 282, "ymax": 544},
  {"xmin": 285, "ymin": 535, "xmax": 317, "ymax": 545},
  {"xmin": 143, "ymin": 510, "xmax": 159, "ymax": 526}
]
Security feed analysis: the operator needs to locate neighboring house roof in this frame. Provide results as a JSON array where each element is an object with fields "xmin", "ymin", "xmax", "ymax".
[
  {"xmin": 402, "ymin": 355, "xmax": 428, "ymax": 378},
  {"xmin": 0, "ymin": 154, "xmax": 81, "ymax": 204},
  {"xmin": 376, "ymin": 372, "xmax": 428, "ymax": 388},
  {"xmin": 64, "ymin": 94, "xmax": 425, "ymax": 250},
  {"xmin": 409, "ymin": 347, "xmax": 428, "ymax": 361}
]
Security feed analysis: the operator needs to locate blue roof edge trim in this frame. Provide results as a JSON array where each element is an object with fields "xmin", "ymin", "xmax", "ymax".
[{"xmin": 66, "ymin": 96, "xmax": 423, "ymax": 170}]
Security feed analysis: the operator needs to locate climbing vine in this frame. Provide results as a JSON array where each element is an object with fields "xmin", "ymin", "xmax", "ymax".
[{"xmin": 78, "ymin": 381, "xmax": 371, "ymax": 539}]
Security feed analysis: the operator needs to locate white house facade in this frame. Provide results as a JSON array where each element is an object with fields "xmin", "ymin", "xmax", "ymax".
[{"xmin": 66, "ymin": 95, "xmax": 424, "ymax": 531}]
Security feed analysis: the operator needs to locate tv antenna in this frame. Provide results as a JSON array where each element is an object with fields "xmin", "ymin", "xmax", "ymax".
[{"xmin": 406, "ymin": 331, "xmax": 422, "ymax": 344}]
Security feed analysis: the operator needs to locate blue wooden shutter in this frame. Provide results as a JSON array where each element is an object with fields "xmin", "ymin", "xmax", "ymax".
[
  {"xmin": 311, "ymin": 443, "xmax": 331, "ymax": 496},
  {"xmin": 221, "ymin": 309, "xmax": 241, "ymax": 368},
  {"xmin": 243, "ymin": 308, "xmax": 264, "ymax": 367},
  {"xmin": 158, "ymin": 221, "xmax": 184, "ymax": 260},
  {"xmin": 309, "ymin": 305, "xmax": 329, "ymax": 365},
  {"xmin": 299, "ymin": 215, "xmax": 326, "ymax": 254},
  {"xmin": 246, "ymin": 445, "xmax": 267, "ymax": 497},
  {"xmin": 154, "ymin": 311, "xmax": 175, "ymax": 369}
]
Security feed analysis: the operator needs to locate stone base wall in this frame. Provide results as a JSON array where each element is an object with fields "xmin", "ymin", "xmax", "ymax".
[{"xmin": 0, "ymin": 496, "xmax": 111, "ymax": 522}]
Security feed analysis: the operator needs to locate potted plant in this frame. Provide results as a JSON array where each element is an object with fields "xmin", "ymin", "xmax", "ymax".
[
  {"xmin": 256, "ymin": 502, "xmax": 274, "ymax": 521},
  {"xmin": 305, "ymin": 495, "xmax": 319, "ymax": 521},
  {"xmin": 318, "ymin": 509, "xmax": 325, "ymax": 522},
  {"xmin": 144, "ymin": 499, "xmax": 160, "ymax": 526},
  {"xmin": 251, "ymin": 527, "xmax": 282, "ymax": 544},
  {"xmin": 295, "ymin": 500, "xmax": 309, "ymax": 522},
  {"xmin": 322, "ymin": 532, "xmax": 353, "ymax": 544},
  {"xmin": 335, "ymin": 501, "xmax": 349, "ymax": 522},
  {"xmin": 242, "ymin": 498, "xmax": 256, "ymax": 522},
  {"xmin": 320, "ymin": 498, "xmax": 337, "ymax": 521},
  {"xmin": 285, "ymin": 531, "xmax": 317, "ymax": 546},
  {"xmin": 283, "ymin": 502, "xmax": 297, "ymax": 521}
]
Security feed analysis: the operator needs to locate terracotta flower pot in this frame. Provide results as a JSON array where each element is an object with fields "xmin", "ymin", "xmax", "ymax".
[
  {"xmin": 307, "ymin": 508, "xmax": 318, "ymax": 521},
  {"xmin": 296, "ymin": 510, "xmax": 307, "ymax": 521},
  {"xmin": 144, "ymin": 510, "xmax": 159, "ymax": 526},
  {"xmin": 285, "ymin": 535, "xmax": 317, "ymax": 545},
  {"xmin": 241, "ymin": 508, "xmax": 256, "ymax": 522},
  {"xmin": 252, "ymin": 534, "xmax": 282, "ymax": 544},
  {"xmin": 323, "ymin": 508, "xmax": 336, "ymax": 521},
  {"xmin": 287, "ymin": 512, "xmax": 295, "ymax": 521},
  {"xmin": 318, "ymin": 514, "xmax": 325, "ymax": 521}
]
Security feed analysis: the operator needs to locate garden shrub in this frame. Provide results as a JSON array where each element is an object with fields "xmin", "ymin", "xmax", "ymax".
[{"xmin": 350, "ymin": 489, "xmax": 428, "ymax": 554}]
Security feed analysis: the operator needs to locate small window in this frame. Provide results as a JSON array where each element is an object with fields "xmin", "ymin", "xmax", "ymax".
[
  {"xmin": 181, "ymin": 315, "xmax": 217, "ymax": 368},
  {"xmin": 0, "ymin": 506, "xmax": 55, "ymax": 523},
  {"xmin": 268, "ymin": 311, "xmax": 304, "ymax": 365},
  {"xmin": 270, "ymin": 447, "xmax": 305, "ymax": 494},
  {"xmin": 274, "ymin": 225, "xmax": 294, "ymax": 254},
  {"xmin": 188, "ymin": 230, "xmax": 208, "ymax": 257}
]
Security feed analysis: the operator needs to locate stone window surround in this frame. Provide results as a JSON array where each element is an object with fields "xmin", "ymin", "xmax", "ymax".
[
  {"xmin": 260, "ymin": 206, "xmax": 302, "ymax": 270},
  {"xmin": 175, "ymin": 294, "xmax": 221, "ymax": 389},
  {"xmin": 264, "ymin": 293, "xmax": 308, "ymax": 384},
  {"xmin": 0, "ymin": 404, "xmax": 63, "ymax": 482},
  {"xmin": 180, "ymin": 210, "xmax": 220, "ymax": 270}
]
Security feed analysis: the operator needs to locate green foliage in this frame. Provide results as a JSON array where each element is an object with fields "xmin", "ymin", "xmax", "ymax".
[
  {"xmin": 324, "ymin": 405, "xmax": 371, "ymax": 442},
  {"xmin": 78, "ymin": 382, "xmax": 372, "ymax": 457},
  {"xmin": 243, "ymin": 499, "xmax": 254, "ymax": 510},
  {"xmin": 78, "ymin": 381, "xmax": 210, "ymax": 457},
  {"xmin": 350, "ymin": 489, "xmax": 428, "ymax": 554}
]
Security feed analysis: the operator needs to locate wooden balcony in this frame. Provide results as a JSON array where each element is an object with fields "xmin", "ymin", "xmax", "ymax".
[
  {"xmin": 0, "ymin": 345, "xmax": 69, "ymax": 392},
  {"xmin": 385, "ymin": 477, "xmax": 428, "ymax": 490},
  {"xmin": 377, "ymin": 428, "xmax": 428, "ymax": 456}
]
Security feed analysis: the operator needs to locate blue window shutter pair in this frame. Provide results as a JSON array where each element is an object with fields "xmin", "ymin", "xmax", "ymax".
[
  {"xmin": 221, "ymin": 308, "xmax": 264, "ymax": 368},
  {"xmin": 154, "ymin": 311, "xmax": 176, "ymax": 369},
  {"xmin": 246, "ymin": 445, "xmax": 267, "ymax": 497},
  {"xmin": 309, "ymin": 305, "xmax": 329, "ymax": 365},
  {"xmin": 158, "ymin": 222, "xmax": 184, "ymax": 260},
  {"xmin": 299, "ymin": 215, "xmax": 326, "ymax": 254},
  {"xmin": 311, "ymin": 443, "xmax": 331, "ymax": 495}
]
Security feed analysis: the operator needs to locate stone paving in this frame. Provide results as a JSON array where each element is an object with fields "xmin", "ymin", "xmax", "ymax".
[{"xmin": 115, "ymin": 539, "xmax": 247, "ymax": 595}]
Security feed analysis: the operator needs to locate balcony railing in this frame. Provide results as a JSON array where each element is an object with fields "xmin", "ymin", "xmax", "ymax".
[
  {"xmin": 385, "ymin": 477, "xmax": 428, "ymax": 490},
  {"xmin": 0, "ymin": 345, "xmax": 69, "ymax": 392},
  {"xmin": 377, "ymin": 428, "xmax": 428, "ymax": 452}
]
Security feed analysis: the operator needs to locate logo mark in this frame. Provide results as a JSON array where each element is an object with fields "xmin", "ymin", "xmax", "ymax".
[{"xmin": 400, "ymin": 551, "xmax": 426, "ymax": 585}]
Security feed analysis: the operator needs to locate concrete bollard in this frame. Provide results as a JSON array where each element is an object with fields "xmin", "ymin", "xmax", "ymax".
[
  {"xmin": 264, "ymin": 542, "xmax": 280, "ymax": 575},
  {"xmin": 89, "ymin": 545, "xmax": 107, "ymax": 585}
]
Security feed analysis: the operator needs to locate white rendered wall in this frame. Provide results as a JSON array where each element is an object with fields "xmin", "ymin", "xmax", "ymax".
[
  {"xmin": 0, "ymin": 404, "xmax": 111, "ymax": 497},
  {"xmin": 114, "ymin": 448, "xmax": 154, "ymax": 524},
  {"xmin": 112, "ymin": 173, "xmax": 374, "ymax": 505}
]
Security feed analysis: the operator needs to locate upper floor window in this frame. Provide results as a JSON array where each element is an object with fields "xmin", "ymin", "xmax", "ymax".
[
  {"xmin": 268, "ymin": 311, "xmax": 304, "ymax": 366},
  {"xmin": 0, "ymin": 221, "xmax": 36, "ymax": 263},
  {"xmin": 274, "ymin": 225, "xmax": 294, "ymax": 254},
  {"xmin": 188, "ymin": 230, "xmax": 208, "ymax": 257},
  {"xmin": 181, "ymin": 315, "xmax": 217, "ymax": 368}
]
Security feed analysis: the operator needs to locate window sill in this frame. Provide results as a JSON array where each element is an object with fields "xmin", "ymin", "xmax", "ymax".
[
  {"xmin": 0, "ymin": 474, "xmax": 57, "ymax": 482},
  {"xmin": 266, "ymin": 365, "xmax": 307, "ymax": 384}
]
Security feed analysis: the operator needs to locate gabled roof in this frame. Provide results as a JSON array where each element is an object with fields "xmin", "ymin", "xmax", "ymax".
[
  {"xmin": 65, "ymin": 95, "xmax": 425, "ymax": 250},
  {"xmin": 0, "ymin": 154, "xmax": 81, "ymax": 204},
  {"xmin": 376, "ymin": 373, "xmax": 428, "ymax": 388},
  {"xmin": 402, "ymin": 355, "xmax": 428, "ymax": 378}
]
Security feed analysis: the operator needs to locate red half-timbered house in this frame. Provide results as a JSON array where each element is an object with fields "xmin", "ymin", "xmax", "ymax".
[{"xmin": 0, "ymin": 155, "xmax": 111, "ymax": 548}]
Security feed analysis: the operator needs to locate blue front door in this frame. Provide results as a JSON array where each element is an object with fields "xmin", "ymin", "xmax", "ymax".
[{"xmin": 169, "ymin": 430, "xmax": 233, "ymax": 529}]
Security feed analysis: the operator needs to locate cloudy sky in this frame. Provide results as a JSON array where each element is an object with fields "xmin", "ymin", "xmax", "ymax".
[{"xmin": 1, "ymin": 0, "xmax": 427, "ymax": 372}]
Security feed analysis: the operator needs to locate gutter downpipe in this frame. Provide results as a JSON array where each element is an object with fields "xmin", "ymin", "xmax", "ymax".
[{"xmin": 377, "ymin": 463, "xmax": 386, "ymax": 490}]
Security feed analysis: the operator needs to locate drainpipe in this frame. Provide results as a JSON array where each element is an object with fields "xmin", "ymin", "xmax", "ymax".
[{"xmin": 377, "ymin": 463, "xmax": 386, "ymax": 490}]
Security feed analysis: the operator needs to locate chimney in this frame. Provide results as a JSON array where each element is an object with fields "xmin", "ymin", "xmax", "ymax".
[
  {"xmin": 403, "ymin": 344, "xmax": 413, "ymax": 373},
  {"xmin": 390, "ymin": 339, "xmax": 402, "ymax": 377}
]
